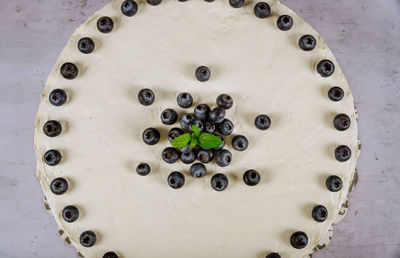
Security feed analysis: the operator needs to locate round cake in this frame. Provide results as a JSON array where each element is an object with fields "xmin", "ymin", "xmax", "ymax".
[{"xmin": 34, "ymin": 0, "xmax": 360, "ymax": 257}]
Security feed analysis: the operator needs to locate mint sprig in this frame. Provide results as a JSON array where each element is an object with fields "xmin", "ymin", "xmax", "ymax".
[{"xmin": 170, "ymin": 124, "xmax": 222, "ymax": 149}]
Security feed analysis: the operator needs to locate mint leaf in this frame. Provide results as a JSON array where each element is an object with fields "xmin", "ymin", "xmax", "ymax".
[
  {"xmin": 197, "ymin": 133, "xmax": 223, "ymax": 149},
  {"xmin": 192, "ymin": 124, "xmax": 200, "ymax": 137},
  {"xmin": 189, "ymin": 137, "xmax": 197, "ymax": 149},
  {"xmin": 170, "ymin": 133, "xmax": 191, "ymax": 148}
]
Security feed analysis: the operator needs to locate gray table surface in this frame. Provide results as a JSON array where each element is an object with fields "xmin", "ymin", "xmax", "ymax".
[{"xmin": 0, "ymin": 0, "xmax": 399, "ymax": 257}]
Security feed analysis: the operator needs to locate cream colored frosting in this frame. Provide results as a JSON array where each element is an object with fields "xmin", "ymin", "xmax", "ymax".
[{"xmin": 34, "ymin": 0, "xmax": 359, "ymax": 257}]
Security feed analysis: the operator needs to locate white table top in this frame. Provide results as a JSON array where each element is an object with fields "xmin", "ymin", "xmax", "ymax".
[{"xmin": 0, "ymin": 0, "xmax": 399, "ymax": 257}]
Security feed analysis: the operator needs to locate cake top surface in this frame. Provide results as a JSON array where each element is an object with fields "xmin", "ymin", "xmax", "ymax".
[{"xmin": 34, "ymin": 0, "xmax": 359, "ymax": 257}]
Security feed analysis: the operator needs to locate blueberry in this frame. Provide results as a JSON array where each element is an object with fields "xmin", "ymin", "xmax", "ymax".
[
  {"xmin": 78, "ymin": 37, "xmax": 95, "ymax": 54},
  {"xmin": 215, "ymin": 149, "xmax": 232, "ymax": 167},
  {"xmin": 179, "ymin": 144, "xmax": 193, "ymax": 154},
  {"xmin": 312, "ymin": 205, "xmax": 328, "ymax": 222},
  {"xmin": 214, "ymin": 134, "xmax": 225, "ymax": 150},
  {"xmin": 161, "ymin": 108, "xmax": 178, "ymax": 125},
  {"xmin": 211, "ymin": 173, "xmax": 228, "ymax": 191},
  {"xmin": 136, "ymin": 163, "xmax": 151, "ymax": 176},
  {"xmin": 177, "ymin": 92, "xmax": 193, "ymax": 108},
  {"xmin": 216, "ymin": 94, "xmax": 233, "ymax": 109},
  {"xmin": 325, "ymin": 175, "xmax": 343, "ymax": 192},
  {"xmin": 138, "ymin": 88, "xmax": 155, "ymax": 106},
  {"xmin": 80, "ymin": 231, "xmax": 97, "ymax": 247},
  {"xmin": 190, "ymin": 119, "xmax": 204, "ymax": 132},
  {"xmin": 142, "ymin": 128, "xmax": 160, "ymax": 145},
  {"xmin": 181, "ymin": 150, "xmax": 196, "ymax": 164},
  {"xmin": 277, "ymin": 15, "xmax": 293, "ymax": 31},
  {"xmin": 194, "ymin": 104, "xmax": 211, "ymax": 121},
  {"xmin": 43, "ymin": 120, "xmax": 62, "ymax": 137},
  {"xmin": 147, "ymin": 0, "xmax": 162, "ymax": 5},
  {"xmin": 333, "ymin": 114, "xmax": 351, "ymax": 131},
  {"xmin": 195, "ymin": 66, "xmax": 211, "ymax": 82},
  {"xmin": 298, "ymin": 35, "xmax": 316, "ymax": 51},
  {"xmin": 255, "ymin": 115, "xmax": 271, "ymax": 130},
  {"xmin": 168, "ymin": 171, "xmax": 185, "ymax": 189},
  {"xmin": 60, "ymin": 62, "xmax": 78, "ymax": 80},
  {"xmin": 62, "ymin": 205, "xmax": 80, "ymax": 223},
  {"xmin": 217, "ymin": 119, "xmax": 234, "ymax": 136},
  {"xmin": 103, "ymin": 252, "xmax": 119, "ymax": 258},
  {"xmin": 328, "ymin": 87, "xmax": 344, "ymax": 101},
  {"xmin": 190, "ymin": 162, "xmax": 207, "ymax": 178},
  {"xmin": 180, "ymin": 113, "xmax": 195, "ymax": 130},
  {"xmin": 97, "ymin": 16, "xmax": 114, "ymax": 33},
  {"xmin": 290, "ymin": 231, "xmax": 308, "ymax": 249},
  {"xmin": 168, "ymin": 127, "xmax": 184, "ymax": 142},
  {"xmin": 197, "ymin": 149, "xmax": 214, "ymax": 163},
  {"xmin": 50, "ymin": 178, "xmax": 68, "ymax": 195},
  {"xmin": 229, "ymin": 0, "xmax": 244, "ymax": 8},
  {"xmin": 162, "ymin": 147, "xmax": 180, "ymax": 164},
  {"xmin": 334, "ymin": 145, "xmax": 351, "ymax": 162},
  {"xmin": 265, "ymin": 253, "xmax": 281, "ymax": 258},
  {"xmin": 232, "ymin": 135, "xmax": 248, "ymax": 151},
  {"xmin": 44, "ymin": 150, "xmax": 62, "ymax": 166},
  {"xmin": 121, "ymin": 0, "xmax": 138, "ymax": 16},
  {"xmin": 254, "ymin": 2, "xmax": 270, "ymax": 18},
  {"xmin": 49, "ymin": 89, "xmax": 67, "ymax": 106},
  {"xmin": 209, "ymin": 107, "xmax": 225, "ymax": 123},
  {"xmin": 317, "ymin": 59, "xmax": 335, "ymax": 77},
  {"xmin": 243, "ymin": 169, "xmax": 260, "ymax": 186},
  {"xmin": 204, "ymin": 121, "xmax": 216, "ymax": 134}
]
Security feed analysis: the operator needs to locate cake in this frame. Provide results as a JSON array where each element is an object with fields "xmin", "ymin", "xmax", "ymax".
[{"xmin": 34, "ymin": 0, "xmax": 360, "ymax": 257}]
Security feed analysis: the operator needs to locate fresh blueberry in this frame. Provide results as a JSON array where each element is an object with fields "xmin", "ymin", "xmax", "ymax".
[
  {"xmin": 50, "ymin": 177, "xmax": 68, "ymax": 195},
  {"xmin": 312, "ymin": 205, "xmax": 328, "ymax": 222},
  {"xmin": 168, "ymin": 171, "xmax": 185, "ymax": 189},
  {"xmin": 181, "ymin": 150, "xmax": 196, "ymax": 164},
  {"xmin": 43, "ymin": 120, "xmax": 62, "ymax": 137},
  {"xmin": 138, "ymin": 88, "xmax": 155, "ymax": 106},
  {"xmin": 328, "ymin": 87, "xmax": 344, "ymax": 101},
  {"xmin": 161, "ymin": 108, "xmax": 178, "ymax": 125},
  {"xmin": 290, "ymin": 231, "xmax": 308, "ymax": 249},
  {"xmin": 195, "ymin": 66, "xmax": 211, "ymax": 82},
  {"xmin": 62, "ymin": 205, "xmax": 80, "ymax": 223},
  {"xmin": 142, "ymin": 128, "xmax": 160, "ymax": 145},
  {"xmin": 78, "ymin": 37, "xmax": 95, "ymax": 54},
  {"xmin": 180, "ymin": 113, "xmax": 195, "ymax": 130},
  {"xmin": 317, "ymin": 59, "xmax": 335, "ymax": 77},
  {"xmin": 211, "ymin": 173, "xmax": 228, "ymax": 191},
  {"xmin": 97, "ymin": 16, "xmax": 114, "ymax": 33},
  {"xmin": 197, "ymin": 149, "xmax": 214, "ymax": 163},
  {"xmin": 333, "ymin": 114, "xmax": 351, "ymax": 131},
  {"xmin": 255, "ymin": 115, "xmax": 271, "ymax": 130},
  {"xmin": 277, "ymin": 15, "xmax": 293, "ymax": 31},
  {"xmin": 209, "ymin": 107, "xmax": 225, "ymax": 123},
  {"xmin": 190, "ymin": 119, "xmax": 204, "ymax": 132},
  {"xmin": 194, "ymin": 104, "xmax": 211, "ymax": 121},
  {"xmin": 325, "ymin": 175, "xmax": 343, "ymax": 192},
  {"xmin": 168, "ymin": 127, "xmax": 184, "ymax": 142},
  {"xmin": 229, "ymin": 0, "xmax": 244, "ymax": 8},
  {"xmin": 217, "ymin": 119, "xmax": 234, "ymax": 136},
  {"xmin": 136, "ymin": 163, "xmax": 151, "ymax": 176},
  {"xmin": 121, "ymin": 0, "xmax": 138, "ymax": 16},
  {"xmin": 162, "ymin": 147, "xmax": 180, "ymax": 164},
  {"xmin": 190, "ymin": 162, "xmax": 207, "ymax": 178},
  {"xmin": 103, "ymin": 252, "xmax": 119, "ymax": 258},
  {"xmin": 214, "ymin": 134, "xmax": 225, "ymax": 150},
  {"xmin": 60, "ymin": 62, "xmax": 78, "ymax": 80},
  {"xmin": 80, "ymin": 231, "xmax": 97, "ymax": 247},
  {"xmin": 334, "ymin": 145, "xmax": 351, "ymax": 162},
  {"xmin": 215, "ymin": 149, "xmax": 232, "ymax": 167},
  {"xmin": 216, "ymin": 94, "xmax": 233, "ymax": 109},
  {"xmin": 254, "ymin": 2, "xmax": 270, "ymax": 18},
  {"xmin": 204, "ymin": 121, "xmax": 216, "ymax": 134},
  {"xmin": 232, "ymin": 135, "xmax": 248, "ymax": 151},
  {"xmin": 265, "ymin": 253, "xmax": 281, "ymax": 258},
  {"xmin": 44, "ymin": 150, "xmax": 62, "ymax": 166},
  {"xmin": 147, "ymin": 0, "xmax": 162, "ymax": 5},
  {"xmin": 177, "ymin": 92, "xmax": 193, "ymax": 108},
  {"xmin": 298, "ymin": 35, "xmax": 316, "ymax": 51},
  {"xmin": 243, "ymin": 169, "xmax": 260, "ymax": 186},
  {"xmin": 49, "ymin": 89, "xmax": 67, "ymax": 106}
]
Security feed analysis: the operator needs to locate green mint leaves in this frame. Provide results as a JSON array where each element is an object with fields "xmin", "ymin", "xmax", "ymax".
[{"xmin": 170, "ymin": 125, "xmax": 222, "ymax": 149}]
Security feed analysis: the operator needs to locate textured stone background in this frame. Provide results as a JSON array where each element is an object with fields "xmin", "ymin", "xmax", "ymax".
[{"xmin": 0, "ymin": 0, "xmax": 399, "ymax": 257}]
